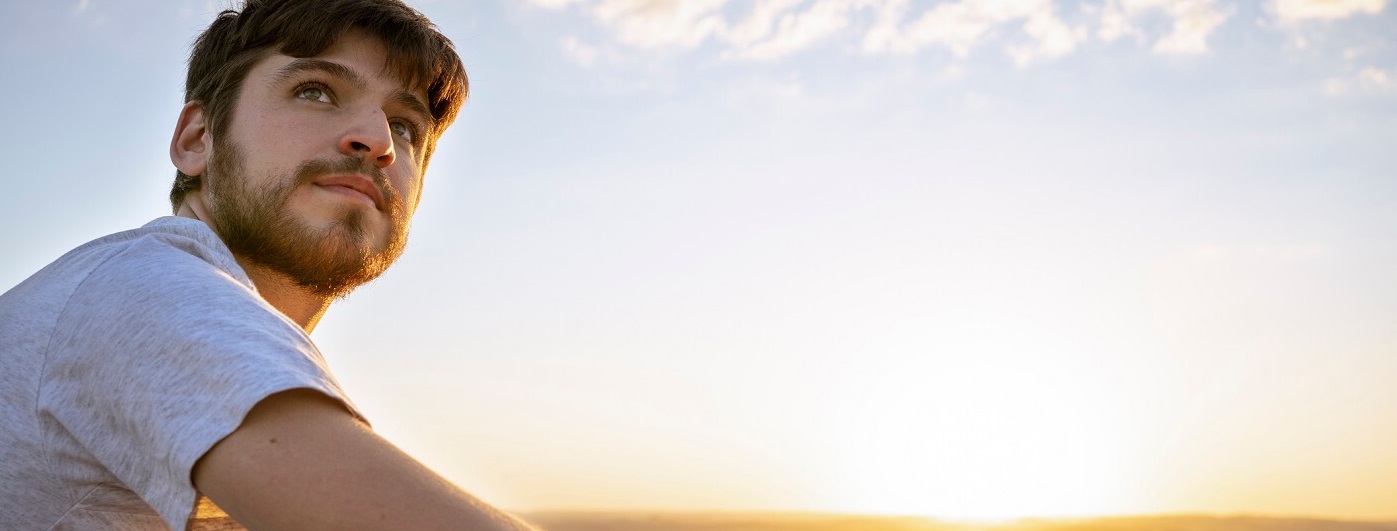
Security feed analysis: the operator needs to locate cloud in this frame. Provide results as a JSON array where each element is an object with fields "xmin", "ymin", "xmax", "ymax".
[
  {"xmin": 530, "ymin": 0, "xmax": 1250, "ymax": 64},
  {"xmin": 728, "ymin": 0, "xmax": 857, "ymax": 60},
  {"xmin": 1007, "ymin": 4, "xmax": 1083, "ymax": 65},
  {"xmin": 864, "ymin": 0, "xmax": 1043, "ymax": 56},
  {"xmin": 540, "ymin": 0, "xmax": 1085, "ymax": 63},
  {"xmin": 1270, "ymin": 0, "xmax": 1386, "ymax": 22},
  {"xmin": 1358, "ymin": 66, "xmax": 1392, "ymax": 87},
  {"xmin": 1322, "ymin": 66, "xmax": 1397, "ymax": 96},
  {"xmin": 591, "ymin": 0, "xmax": 731, "ymax": 49},
  {"xmin": 1153, "ymin": 0, "xmax": 1231, "ymax": 54},
  {"xmin": 551, "ymin": 0, "xmax": 855, "ymax": 61},
  {"xmin": 1096, "ymin": 0, "xmax": 1231, "ymax": 55},
  {"xmin": 722, "ymin": 0, "xmax": 808, "ymax": 47},
  {"xmin": 1097, "ymin": 1, "xmax": 1143, "ymax": 42},
  {"xmin": 562, "ymin": 36, "xmax": 599, "ymax": 66},
  {"xmin": 862, "ymin": 0, "xmax": 1081, "ymax": 65},
  {"xmin": 528, "ymin": 0, "xmax": 587, "ymax": 9}
]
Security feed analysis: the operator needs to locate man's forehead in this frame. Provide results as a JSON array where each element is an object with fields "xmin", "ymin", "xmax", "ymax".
[{"xmin": 308, "ymin": 32, "xmax": 424, "ymax": 87}]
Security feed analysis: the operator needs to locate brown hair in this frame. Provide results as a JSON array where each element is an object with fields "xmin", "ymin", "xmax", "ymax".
[{"xmin": 170, "ymin": 0, "xmax": 468, "ymax": 210}]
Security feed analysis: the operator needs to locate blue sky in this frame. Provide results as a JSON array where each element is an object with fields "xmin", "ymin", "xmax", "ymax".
[{"xmin": 2, "ymin": 0, "xmax": 1396, "ymax": 520}]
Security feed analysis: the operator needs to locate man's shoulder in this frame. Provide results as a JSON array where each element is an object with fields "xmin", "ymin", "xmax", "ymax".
[
  {"xmin": 1, "ymin": 216, "xmax": 273, "ymax": 341},
  {"xmin": 81, "ymin": 216, "xmax": 248, "ymax": 285},
  {"xmin": 31, "ymin": 217, "xmax": 249, "ymax": 299},
  {"xmin": 62, "ymin": 217, "xmax": 287, "ymax": 328}
]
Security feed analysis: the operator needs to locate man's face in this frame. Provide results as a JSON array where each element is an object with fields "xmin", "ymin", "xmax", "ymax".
[{"xmin": 203, "ymin": 31, "xmax": 434, "ymax": 297}]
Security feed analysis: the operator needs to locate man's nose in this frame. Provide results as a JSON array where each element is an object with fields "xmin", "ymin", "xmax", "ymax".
[{"xmin": 339, "ymin": 109, "xmax": 395, "ymax": 169}]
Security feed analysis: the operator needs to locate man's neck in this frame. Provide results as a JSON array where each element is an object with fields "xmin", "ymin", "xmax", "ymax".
[
  {"xmin": 232, "ymin": 258, "xmax": 332, "ymax": 332},
  {"xmin": 175, "ymin": 203, "xmax": 330, "ymax": 332}
]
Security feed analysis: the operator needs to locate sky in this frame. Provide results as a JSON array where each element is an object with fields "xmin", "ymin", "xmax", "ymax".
[{"xmin": 1, "ymin": 0, "xmax": 1395, "ymax": 522}]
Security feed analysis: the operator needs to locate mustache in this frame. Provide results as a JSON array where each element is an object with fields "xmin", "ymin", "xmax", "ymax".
[{"xmin": 294, "ymin": 157, "xmax": 398, "ymax": 208}]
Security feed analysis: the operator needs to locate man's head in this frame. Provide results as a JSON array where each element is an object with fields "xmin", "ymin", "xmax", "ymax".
[
  {"xmin": 172, "ymin": 0, "xmax": 466, "ymax": 209},
  {"xmin": 168, "ymin": 0, "xmax": 467, "ymax": 297}
]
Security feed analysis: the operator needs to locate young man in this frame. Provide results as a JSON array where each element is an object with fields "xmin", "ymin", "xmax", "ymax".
[{"xmin": 0, "ymin": 1, "xmax": 536, "ymax": 529}]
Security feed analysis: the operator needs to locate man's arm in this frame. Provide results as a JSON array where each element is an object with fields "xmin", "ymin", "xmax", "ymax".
[{"xmin": 193, "ymin": 389, "xmax": 538, "ymax": 531}]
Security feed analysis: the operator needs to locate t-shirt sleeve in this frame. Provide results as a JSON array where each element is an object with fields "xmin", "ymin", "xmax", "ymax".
[{"xmin": 39, "ymin": 232, "xmax": 361, "ymax": 531}]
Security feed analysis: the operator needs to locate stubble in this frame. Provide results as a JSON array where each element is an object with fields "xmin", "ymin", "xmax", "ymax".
[{"xmin": 205, "ymin": 139, "xmax": 410, "ymax": 298}]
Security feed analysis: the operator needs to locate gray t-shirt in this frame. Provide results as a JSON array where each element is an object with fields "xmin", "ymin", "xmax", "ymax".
[{"xmin": 0, "ymin": 217, "xmax": 362, "ymax": 530}]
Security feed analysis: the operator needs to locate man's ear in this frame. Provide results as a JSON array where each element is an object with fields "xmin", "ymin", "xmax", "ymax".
[{"xmin": 171, "ymin": 101, "xmax": 212, "ymax": 176}]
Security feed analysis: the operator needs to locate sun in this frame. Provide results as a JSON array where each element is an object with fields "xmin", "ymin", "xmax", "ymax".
[{"xmin": 816, "ymin": 339, "xmax": 1135, "ymax": 521}]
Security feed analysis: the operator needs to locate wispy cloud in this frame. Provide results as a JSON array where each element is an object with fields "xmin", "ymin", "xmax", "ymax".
[
  {"xmin": 728, "ymin": 0, "xmax": 857, "ymax": 61},
  {"xmin": 864, "ymin": 0, "xmax": 1082, "ymax": 65},
  {"xmin": 1270, "ymin": 0, "xmax": 1387, "ymax": 22},
  {"xmin": 1008, "ymin": 2, "xmax": 1084, "ymax": 65},
  {"xmin": 1324, "ymin": 65, "xmax": 1397, "ymax": 96},
  {"xmin": 1096, "ymin": 0, "xmax": 1231, "ymax": 54},
  {"xmin": 864, "ymin": 0, "xmax": 1042, "ymax": 56},
  {"xmin": 1359, "ymin": 66, "xmax": 1393, "ymax": 87},
  {"xmin": 591, "ymin": 0, "xmax": 730, "ymax": 49},
  {"xmin": 535, "ymin": 0, "xmax": 1093, "ymax": 64},
  {"xmin": 530, "ymin": 0, "xmax": 586, "ymax": 9},
  {"xmin": 561, "ymin": 36, "xmax": 599, "ymax": 66},
  {"xmin": 723, "ymin": 0, "xmax": 809, "ymax": 48},
  {"xmin": 1154, "ymin": 0, "xmax": 1231, "ymax": 54},
  {"xmin": 528, "ymin": 0, "xmax": 1373, "ymax": 65}
]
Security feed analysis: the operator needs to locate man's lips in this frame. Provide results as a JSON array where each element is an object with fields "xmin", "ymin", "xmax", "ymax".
[{"xmin": 314, "ymin": 174, "xmax": 385, "ymax": 211}]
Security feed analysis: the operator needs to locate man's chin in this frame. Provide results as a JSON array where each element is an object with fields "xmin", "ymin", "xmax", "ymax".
[
  {"xmin": 296, "ymin": 225, "xmax": 405, "ymax": 296},
  {"xmin": 227, "ymin": 215, "xmax": 405, "ymax": 298}
]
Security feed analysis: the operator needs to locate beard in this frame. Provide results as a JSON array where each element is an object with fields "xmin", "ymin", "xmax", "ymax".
[{"xmin": 204, "ymin": 139, "xmax": 410, "ymax": 299}]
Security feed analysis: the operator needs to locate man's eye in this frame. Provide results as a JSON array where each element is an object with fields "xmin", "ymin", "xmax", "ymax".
[
  {"xmin": 390, "ymin": 122, "xmax": 414, "ymax": 143},
  {"xmin": 297, "ymin": 85, "xmax": 331, "ymax": 103}
]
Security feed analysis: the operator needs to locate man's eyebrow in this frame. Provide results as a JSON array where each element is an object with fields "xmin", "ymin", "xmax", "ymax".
[
  {"xmin": 272, "ymin": 58, "xmax": 435, "ymax": 129},
  {"xmin": 388, "ymin": 90, "xmax": 434, "ymax": 131},
  {"xmin": 271, "ymin": 58, "xmax": 367, "ymax": 91}
]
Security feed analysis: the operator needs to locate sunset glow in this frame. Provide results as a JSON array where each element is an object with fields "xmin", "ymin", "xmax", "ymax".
[{"xmin": 3, "ymin": 0, "xmax": 1395, "ymax": 522}]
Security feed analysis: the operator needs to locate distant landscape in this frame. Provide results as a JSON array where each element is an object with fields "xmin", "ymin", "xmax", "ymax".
[{"xmin": 520, "ymin": 513, "xmax": 1397, "ymax": 531}]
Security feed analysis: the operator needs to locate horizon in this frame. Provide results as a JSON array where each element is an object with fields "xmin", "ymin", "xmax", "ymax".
[
  {"xmin": 516, "ymin": 511, "xmax": 1397, "ymax": 531},
  {"xmin": 514, "ymin": 509, "xmax": 1397, "ymax": 522},
  {"xmin": 2, "ymin": 0, "xmax": 1394, "ymax": 522}
]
